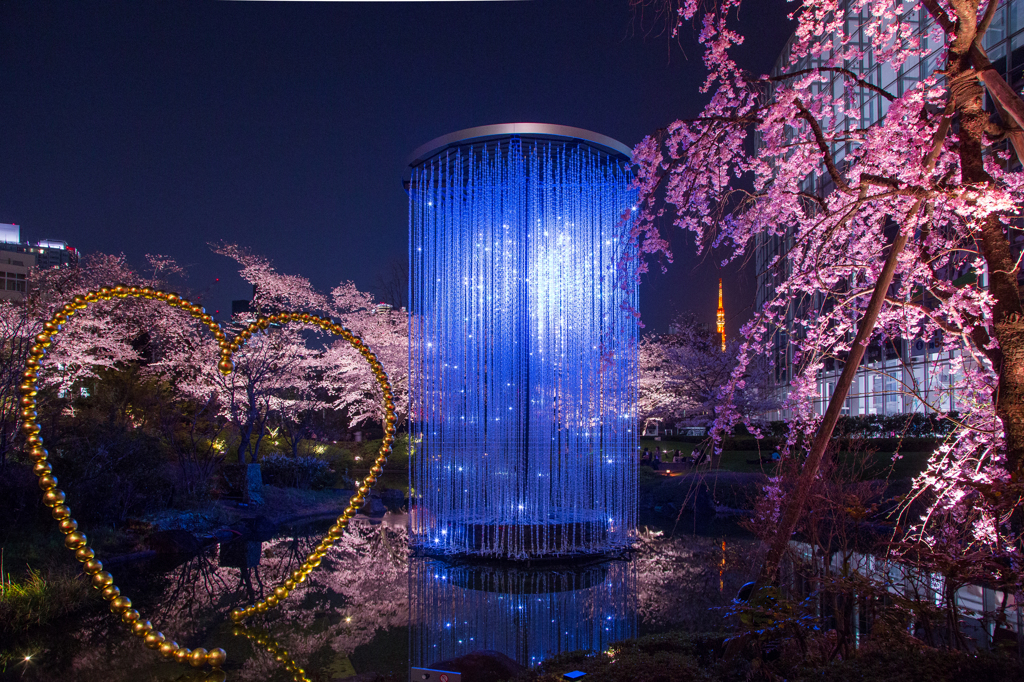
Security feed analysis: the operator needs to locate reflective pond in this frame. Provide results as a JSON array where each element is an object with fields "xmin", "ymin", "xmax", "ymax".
[{"xmin": 3, "ymin": 513, "xmax": 758, "ymax": 682}]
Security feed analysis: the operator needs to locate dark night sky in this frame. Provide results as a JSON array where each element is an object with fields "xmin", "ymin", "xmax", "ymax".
[{"xmin": 0, "ymin": 0, "xmax": 793, "ymax": 334}]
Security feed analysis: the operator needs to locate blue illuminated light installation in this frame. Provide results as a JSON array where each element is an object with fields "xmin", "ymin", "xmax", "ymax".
[{"xmin": 408, "ymin": 126, "xmax": 638, "ymax": 558}]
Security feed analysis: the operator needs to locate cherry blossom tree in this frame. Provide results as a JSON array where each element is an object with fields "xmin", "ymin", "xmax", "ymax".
[
  {"xmin": 638, "ymin": 313, "xmax": 777, "ymax": 431},
  {"xmin": 0, "ymin": 253, "xmax": 181, "ymax": 465},
  {"xmin": 157, "ymin": 245, "xmax": 408, "ymax": 460},
  {"xmin": 637, "ymin": 333, "xmax": 690, "ymax": 431},
  {"xmin": 631, "ymin": 0, "xmax": 1024, "ymax": 586}
]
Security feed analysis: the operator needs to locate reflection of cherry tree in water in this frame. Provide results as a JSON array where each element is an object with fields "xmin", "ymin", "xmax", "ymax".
[
  {"xmin": 40, "ymin": 526, "xmax": 752, "ymax": 681},
  {"xmin": 237, "ymin": 523, "xmax": 410, "ymax": 682},
  {"xmin": 632, "ymin": 529, "xmax": 759, "ymax": 631},
  {"xmin": 47, "ymin": 524, "xmax": 408, "ymax": 682}
]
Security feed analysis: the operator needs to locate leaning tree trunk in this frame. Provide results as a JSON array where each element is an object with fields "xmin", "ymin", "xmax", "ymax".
[{"xmin": 753, "ymin": 222, "xmax": 911, "ymax": 590}]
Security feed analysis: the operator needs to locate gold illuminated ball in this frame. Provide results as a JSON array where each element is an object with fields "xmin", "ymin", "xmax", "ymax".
[
  {"xmin": 145, "ymin": 631, "xmax": 166, "ymax": 649},
  {"xmin": 33, "ymin": 461, "xmax": 52, "ymax": 476},
  {"xmin": 255, "ymin": 601, "xmax": 269, "ymax": 613},
  {"xmin": 101, "ymin": 585, "xmax": 120, "ymax": 601},
  {"xmin": 174, "ymin": 647, "xmax": 191, "ymax": 664},
  {"xmin": 74, "ymin": 546, "xmax": 95, "ymax": 562},
  {"xmin": 206, "ymin": 647, "xmax": 227, "ymax": 668},
  {"xmin": 83, "ymin": 558, "xmax": 103, "ymax": 574},
  {"xmin": 160, "ymin": 640, "xmax": 179, "ymax": 658},
  {"xmin": 63, "ymin": 530, "xmax": 87, "ymax": 549},
  {"xmin": 265, "ymin": 595, "xmax": 279, "ymax": 607},
  {"xmin": 290, "ymin": 570, "xmax": 304, "ymax": 583},
  {"xmin": 218, "ymin": 359, "xmax": 234, "ymax": 375},
  {"xmin": 132, "ymin": 619, "xmax": 152, "ymax": 636},
  {"xmin": 38, "ymin": 474, "xmax": 58, "ymax": 490},
  {"xmin": 43, "ymin": 489, "xmax": 65, "ymax": 507},
  {"xmin": 121, "ymin": 608, "xmax": 141, "ymax": 623},
  {"xmin": 51, "ymin": 504, "xmax": 71, "ymax": 520},
  {"xmin": 189, "ymin": 647, "xmax": 208, "ymax": 668},
  {"xmin": 91, "ymin": 571, "xmax": 114, "ymax": 589},
  {"xmin": 111, "ymin": 596, "xmax": 132, "ymax": 612},
  {"xmin": 229, "ymin": 607, "xmax": 246, "ymax": 623},
  {"xmin": 58, "ymin": 518, "xmax": 78, "ymax": 534},
  {"xmin": 29, "ymin": 446, "xmax": 48, "ymax": 461}
]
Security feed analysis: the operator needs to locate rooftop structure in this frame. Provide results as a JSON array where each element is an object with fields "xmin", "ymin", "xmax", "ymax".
[{"xmin": 0, "ymin": 223, "xmax": 79, "ymax": 301}]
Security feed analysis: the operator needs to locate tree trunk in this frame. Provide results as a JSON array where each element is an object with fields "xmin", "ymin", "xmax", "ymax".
[
  {"xmin": 949, "ymin": 23, "xmax": 1024, "ymax": 491},
  {"xmin": 754, "ymin": 225, "xmax": 911, "ymax": 590}
]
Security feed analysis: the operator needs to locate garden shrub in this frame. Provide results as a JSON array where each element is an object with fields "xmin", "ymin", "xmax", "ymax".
[
  {"xmin": 48, "ymin": 422, "xmax": 174, "ymax": 524},
  {"xmin": 259, "ymin": 453, "xmax": 334, "ymax": 490}
]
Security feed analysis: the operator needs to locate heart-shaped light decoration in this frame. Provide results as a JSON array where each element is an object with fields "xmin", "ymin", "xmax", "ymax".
[
  {"xmin": 230, "ymin": 625, "xmax": 310, "ymax": 682},
  {"xmin": 20, "ymin": 285, "xmax": 396, "ymax": 670}
]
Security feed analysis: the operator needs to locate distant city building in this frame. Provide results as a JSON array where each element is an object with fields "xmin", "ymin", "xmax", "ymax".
[
  {"xmin": 0, "ymin": 223, "xmax": 79, "ymax": 301},
  {"xmin": 716, "ymin": 279, "xmax": 725, "ymax": 352},
  {"xmin": 231, "ymin": 298, "xmax": 254, "ymax": 317}
]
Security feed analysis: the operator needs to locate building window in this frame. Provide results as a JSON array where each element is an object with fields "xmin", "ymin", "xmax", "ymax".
[{"xmin": 2, "ymin": 271, "xmax": 26, "ymax": 292}]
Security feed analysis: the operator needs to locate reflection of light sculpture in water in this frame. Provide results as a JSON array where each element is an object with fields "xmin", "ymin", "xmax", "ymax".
[
  {"xmin": 410, "ymin": 557, "xmax": 635, "ymax": 668},
  {"xmin": 408, "ymin": 124, "xmax": 639, "ymax": 558}
]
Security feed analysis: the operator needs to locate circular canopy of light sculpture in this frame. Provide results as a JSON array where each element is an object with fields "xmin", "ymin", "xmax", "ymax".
[{"xmin": 408, "ymin": 123, "xmax": 638, "ymax": 558}]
